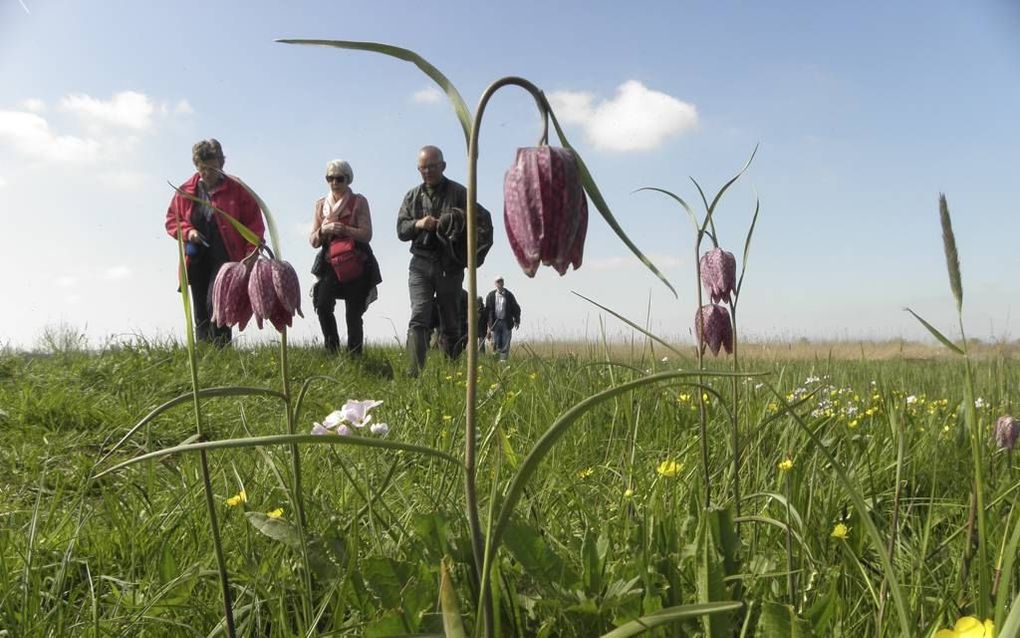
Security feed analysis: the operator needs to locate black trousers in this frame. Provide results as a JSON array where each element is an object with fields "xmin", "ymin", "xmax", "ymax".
[
  {"xmin": 187, "ymin": 258, "xmax": 232, "ymax": 346},
  {"xmin": 407, "ymin": 254, "xmax": 463, "ymax": 374},
  {"xmin": 314, "ymin": 269, "xmax": 370, "ymax": 354}
]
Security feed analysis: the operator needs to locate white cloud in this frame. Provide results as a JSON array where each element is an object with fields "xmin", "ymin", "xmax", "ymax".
[
  {"xmin": 65, "ymin": 294, "xmax": 81, "ymax": 304},
  {"xmin": 22, "ymin": 98, "xmax": 45, "ymax": 112},
  {"xmin": 548, "ymin": 80, "xmax": 698, "ymax": 152},
  {"xmin": 411, "ymin": 87, "xmax": 443, "ymax": 105},
  {"xmin": 0, "ymin": 176, "xmax": 6, "ymax": 189},
  {"xmin": 56, "ymin": 275, "xmax": 77, "ymax": 287},
  {"xmin": 59, "ymin": 90, "xmax": 155, "ymax": 131},
  {"xmin": 174, "ymin": 99, "xmax": 194, "ymax": 115},
  {"xmin": 104, "ymin": 266, "xmax": 132, "ymax": 281},
  {"xmin": 0, "ymin": 110, "xmax": 102, "ymax": 163}
]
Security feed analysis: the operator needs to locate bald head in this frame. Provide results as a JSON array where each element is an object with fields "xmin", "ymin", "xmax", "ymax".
[{"xmin": 417, "ymin": 145, "xmax": 446, "ymax": 186}]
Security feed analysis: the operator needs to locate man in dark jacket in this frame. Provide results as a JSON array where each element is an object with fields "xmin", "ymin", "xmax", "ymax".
[
  {"xmin": 397, "ymin": 145, "xmax": 492, "ymax": 376},
  {"xmin": 485, "ymin": 276, "xmax": 521, "ymax": 361}
]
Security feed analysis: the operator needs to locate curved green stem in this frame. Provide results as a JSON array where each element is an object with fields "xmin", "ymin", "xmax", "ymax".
[{"xmin": 466, "ymin": 75, "xmax": 549, "ymax": 638}]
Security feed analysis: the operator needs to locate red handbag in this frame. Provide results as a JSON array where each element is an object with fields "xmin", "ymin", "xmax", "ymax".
[{"xmin": 326, "ymin": 196, "xmax": 365, "ymax": 282}]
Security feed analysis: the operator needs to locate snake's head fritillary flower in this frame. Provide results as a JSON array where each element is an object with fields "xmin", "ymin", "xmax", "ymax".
[
  {"xmin": 934, "ymin": 616, "xmax": 994, "ymax": 638},
  {"xmin": 271, "ymin": 259, "xmax": 304, "ymax": 319},
  {"xmin": 212, "ymin": 261, "xmax": 254, "ymax": 330},
  {"xmin": 995, "ymin": 415, "xmax": 1019, "ymax": 450},
  {"xmin": 699, "ymin": 247, "xmax": 736, "ymax": 304},
  {"xmin": 694, "ymin": 304, "xmax": 733, "ymax": 356},
  {"xmin": 248, "ymin": 258, "xmax": 298, "ymax": 332},
  {"xmin": 503, "ymin": 146, "xmax": 588, "ymax": 277},
  {"xmin": 370, "ymin": 422, "xmax": 390, "ymax": 436}
]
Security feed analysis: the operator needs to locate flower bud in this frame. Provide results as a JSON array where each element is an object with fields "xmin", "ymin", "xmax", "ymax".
[
  {"xmin": 699, "ymin": 247, "xmax": 736, "ymax": 304},
  {"xmin": 695, "ymin": 304, "xmax": 733, "ymax": 356},
  {"xmin": 503, "ymin": 146, "xmax": 588, "ymax": 277},
  {"xmin": 995, "ymin": 415, "xmax": 1019, "ymax": 450}
]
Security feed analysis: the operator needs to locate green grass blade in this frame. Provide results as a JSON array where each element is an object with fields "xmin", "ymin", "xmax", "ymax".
[
  {"xmin": 546, "ymin": 106, "xmax": 677, "ymax": 298},
  {"xmin": 903, "ymin": 308, "xmax": 964, "ymax": 355},
  {"xmin": 766, "ymin": 382, "xmax": 912, "ymax": 637},
  {"xmin": 572, "ymin": 291, "xmax": 687, "ymax": 358},
  {"xmin": 708, "ymin": 144, "xmax": 758, "ymax": 218},
  {"xmin": 635, "ymin": 186, "xmax": 700, "ymax": 235},
  {"xmin": 490, "ymin": 370, "xmax": 762, "ymax": 563},
  {"xmin": 98, "ymin": 386, "xmax": 288, "ymax": 466},
  {"xmin": 939, "ymin": 193, "xmax": 963, "ymax": 313},
  {"xmin": 95, "ymin": 433, "xmax": 462, "ymax": 478},
  {"xmin": 735, "ymin": 198, "xmax": 761, "ymax": 298},
  {"xmin": 1000, "ymin": 588, "xmax": 1020, "ymax": 638},
  {"xmin": 276, "ymin": 39, "xmax": 472, "ymax": 147},
  {"xmin": 440, "ymin": 558, "xmax": 468, "ymax": 638},
  {"xmin": 598, "ymin": 602, "xmax": 743, "ymax": 638},
  {"xmin": 994, "ymin": 505, "xmax": 1020, "ymax": 630}
]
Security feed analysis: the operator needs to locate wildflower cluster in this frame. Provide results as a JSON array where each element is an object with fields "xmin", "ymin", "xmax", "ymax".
[{"xmin": 311, "ymin": 399, "xmax": 389, "ymax": 436}]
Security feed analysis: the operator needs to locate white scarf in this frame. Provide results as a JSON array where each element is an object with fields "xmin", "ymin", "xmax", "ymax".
[{"xmin": 323, "ymin": 191, "xmax": 353, "ymax": 222}]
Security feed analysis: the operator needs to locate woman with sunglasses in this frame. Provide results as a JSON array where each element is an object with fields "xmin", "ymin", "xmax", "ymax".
[{"xmin": 309, "ymin": 159, "xmax": 382, "ymax": 355}]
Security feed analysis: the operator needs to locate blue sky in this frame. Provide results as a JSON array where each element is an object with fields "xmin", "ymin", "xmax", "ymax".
[{"xmin": 2, "ymin": 1, "xmax": 1019, "ymax": 350}]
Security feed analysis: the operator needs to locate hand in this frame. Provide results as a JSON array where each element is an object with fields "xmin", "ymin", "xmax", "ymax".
[
  {"xmin": 322, "ymin": 222, "xmax": 346, "ymax": 237},
  {"xmin": 513, "ymin": 322, "xmax": 520, "ymax": 330},
  {"xmin": 187, "ymin": 229, "xmax": 206, "ymax": 245},
  {"xmin": 416, "ymin": 216, "xmax": 438, "ymax": 231}
]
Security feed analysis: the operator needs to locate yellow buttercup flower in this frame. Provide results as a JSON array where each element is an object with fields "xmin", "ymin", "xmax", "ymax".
[
  {"xmin": 831, "ymin": 523, "xmax": 850, "ymax": 539},
  {"xmin": 848, "ymin": 419, "xmax": 859, "ymax": 429},
  {"xmin": 623, "ymin": 488, "xmax": 634, "ymax": 498},
  {"xmin": 778, "ymin": 458, "xmax": 794, "ymax": 472},
  {"xmin": 934, "ymin": 616, "xmax": 994, "ymax": 638},
  {"xmin": 442, "ymin": 415, "xmax": 453, "ymax": 422},
  {"xmin": 656, "ymin": 460, "xmax": 682, "ymax": 477},
  {"xmin": 577, "ymin": 467, "xmax": 594, "ymax": 479},
  {"xmin": 529, "ymin": 372, "xmax": 538, "ymax": 380},
  {"xmin": 267, "ymin": 508, "xmax": 284, "ymax": 519},
  {"xmin": 226, "ymin": 490, "xmax": 247, "ymax": 507}
]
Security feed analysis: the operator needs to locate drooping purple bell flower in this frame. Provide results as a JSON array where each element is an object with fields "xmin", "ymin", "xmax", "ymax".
[
  {"xmin": 695, "ymin": 304, "xmax": 733, "ymax": 356},
  {"xmin": 699, "ymin": 247, "xmax": 736, "ymax": 304},
  {"xmin": 503, "ymin": 146, "xmax": 588, "ymax": 277},
  {"xmin": 248, "ymin": 258, "xmax": 301, "ymax": 332},
  {"xmin": 995, "ymin": 415, "xmax": 1019, "ymax": 450},
  {"xmin": 212, "ymin": 261, "xmax": 253, "ymax": 331}
]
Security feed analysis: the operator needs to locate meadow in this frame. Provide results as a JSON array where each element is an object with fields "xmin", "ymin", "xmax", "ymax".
[{"xmin": 2, "ymin": 336, "xmax": 1017, "ymax": 637}]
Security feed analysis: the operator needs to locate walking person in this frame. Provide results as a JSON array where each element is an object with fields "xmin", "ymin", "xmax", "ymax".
[
  {"xmin": 485, "ymin": 276, "xmax": 521, "ymax": 361},
  {"xmin": 164, "ymin": 138, "xmax": 265, "ymax": 345},
  {"xmin": 309, "ymin": 159, "xmax": 382, "ymax": 355},
  {"xmin": 397, "ymin": 145, "xmax": 492, "ymax": 376}
]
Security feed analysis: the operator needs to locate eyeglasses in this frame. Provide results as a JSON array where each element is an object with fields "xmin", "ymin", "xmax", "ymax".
[
  {"xmin": 418, "ymin": 162, "xmax": 443, "ymax": 172},
  {"xmin": 326, "ymin": 175, "xmax": 347, "ymax": 183}
]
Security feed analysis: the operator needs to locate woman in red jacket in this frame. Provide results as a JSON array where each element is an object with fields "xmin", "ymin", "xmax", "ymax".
[{"xmin": 165, "ymin": 139, "xmax": 265, "ymax": 345}]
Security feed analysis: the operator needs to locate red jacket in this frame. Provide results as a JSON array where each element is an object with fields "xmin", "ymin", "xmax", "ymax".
[{"xmin": 165, "ymin": 173, "xmax": 266, "ymax": 263}]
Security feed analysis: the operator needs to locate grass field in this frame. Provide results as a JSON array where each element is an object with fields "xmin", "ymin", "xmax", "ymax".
[{"xmin": 2, "ymin": 336, "xmax": 1017, "ymax": 637}]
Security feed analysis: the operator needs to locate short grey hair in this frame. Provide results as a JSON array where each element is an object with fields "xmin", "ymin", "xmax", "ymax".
[
  {"xmin": 192, "ymin": 139, "xmax": 224, "ymax": 165},
  {"xmin": 325, "ymin": 159, "xmax": 353, "ymax": 185}
]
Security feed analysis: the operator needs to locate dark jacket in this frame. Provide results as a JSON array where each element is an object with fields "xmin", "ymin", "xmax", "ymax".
[
  {"xmin": 396, "ymin": 177, "xmax": 493, "ymax": 268},
  {"xmin": 485, "ymin": 288, "xmax": 521, "ymax": 329}
]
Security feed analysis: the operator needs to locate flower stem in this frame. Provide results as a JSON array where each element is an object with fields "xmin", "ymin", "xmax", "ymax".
[{"xmin": 466, "ymin": 75, "xmax": 549, "ymax": 638}]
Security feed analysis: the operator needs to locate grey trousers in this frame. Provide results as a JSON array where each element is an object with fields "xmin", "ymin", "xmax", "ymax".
[{"xmin": 407, "ymin": 254, "xmax": 464, "ymax": 375}]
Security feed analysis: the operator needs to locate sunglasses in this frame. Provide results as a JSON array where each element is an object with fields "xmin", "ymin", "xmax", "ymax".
[{"xmin": 326, "ymin": 174, "xmax": 347, "ymax": 183}]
